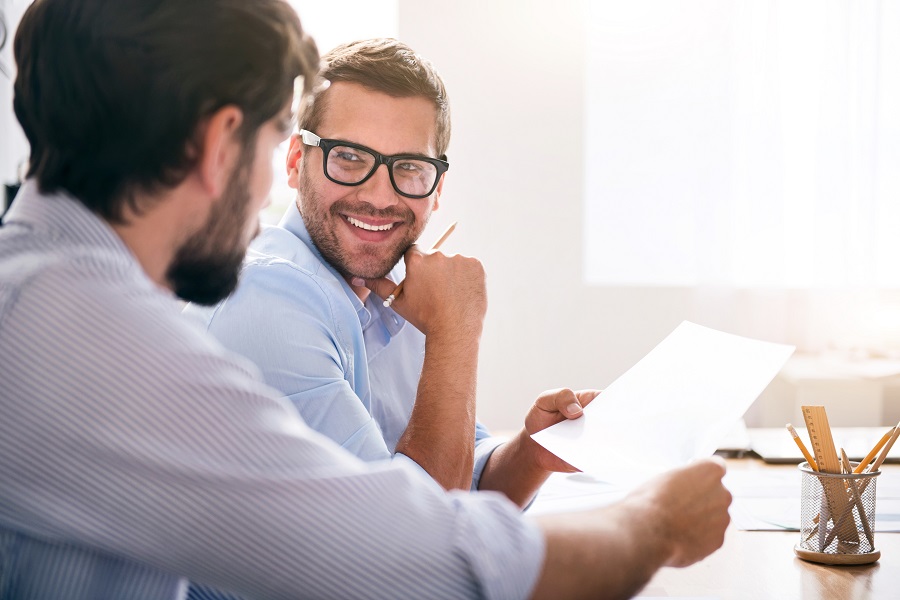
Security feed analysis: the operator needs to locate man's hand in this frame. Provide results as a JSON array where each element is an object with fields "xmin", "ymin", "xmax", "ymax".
[
  {"xmin": 479, "ymin": 388, "xmax": 601, "ymax": 506},
  {"xmin": 532, "ymin": 457, "xmax": 731, "ymax": 600},
  {"xmin": 626, "ymin": 457, "xmax": 732, "ymax": 568},
  {"xmin": 523, "ymin": 388, "xmax": 601, "ymax": 473},
  {"xmin": 355, "ymin": 245, "xmax": 487, "ymax": 338}
]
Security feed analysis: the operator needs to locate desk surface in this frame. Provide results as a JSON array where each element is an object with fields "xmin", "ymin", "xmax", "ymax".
[{"xmin": 639, "ymin": 459, "xmax": 900, "ymax": 599}]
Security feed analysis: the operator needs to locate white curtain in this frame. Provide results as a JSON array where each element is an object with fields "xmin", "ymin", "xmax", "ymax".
[{"xmin": 584, "ymin": 0, "xmax": 900, "ymax": 289}]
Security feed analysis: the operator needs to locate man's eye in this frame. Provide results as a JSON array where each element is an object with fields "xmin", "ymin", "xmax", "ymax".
[
  {"xmin": 396, "ymin": 161, "xmax": 424, "ymax": 173},
  {"xmin": 335, "ymin": 150, "xmax": 361, "ymax": 162}
]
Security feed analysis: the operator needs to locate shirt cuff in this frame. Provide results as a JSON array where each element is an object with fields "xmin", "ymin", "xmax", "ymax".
[{"xmin": 472, "ymin": 436, "xmax": 506, "ymax": 491}]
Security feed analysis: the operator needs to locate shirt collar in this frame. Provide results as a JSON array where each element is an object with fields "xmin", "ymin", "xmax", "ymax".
[{"xmin": 277, "ymin": 201, "xmax": 408, "ymax": 334}]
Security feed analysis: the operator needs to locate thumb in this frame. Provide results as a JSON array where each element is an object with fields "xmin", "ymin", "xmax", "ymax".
[{"xmin": 351, "ymin": 276, "xmax": 398, "ymax": 302}]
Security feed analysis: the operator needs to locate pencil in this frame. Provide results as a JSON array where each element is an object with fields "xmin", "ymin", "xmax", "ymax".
[
  {"xmin": 867, "ymin": 420, "xmax": 900, "ymax": 473},
  {"xmin": 786, "ymin": 423, "xmax": 819, "ymax": 471},
  {"xmin": 840, "ymin": 447, "xmax": 875, "ymax": 549},
  {"xmin": 383, "ymin": 221, "xmax": 458, "ymax": 308},
  {"xmin": 854, "ymin": 426, "xmax": 895, "ymax": 474}
]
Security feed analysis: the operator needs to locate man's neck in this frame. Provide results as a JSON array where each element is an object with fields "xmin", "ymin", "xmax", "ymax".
[{"xmin": 110, "ymin": 185, "xmax": 210, "ymax": 291}]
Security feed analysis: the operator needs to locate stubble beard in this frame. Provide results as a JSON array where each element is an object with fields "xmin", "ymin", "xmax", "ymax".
[
  {"xmin": 166, "ymin": 148, "xmax": 256, "ymax": 306},
  {"xmin": 298, "ymin": 175, "xmax": 426, "ymax": 280}
]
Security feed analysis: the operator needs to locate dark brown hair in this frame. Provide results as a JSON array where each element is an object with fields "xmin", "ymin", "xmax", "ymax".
[
  {"xmin": 14, "ymin": 0, "xmax": 319, "ymax": 222},
  {"xmin": 298, "ymin": 38, "xmax": 450, "ymax": 157}
]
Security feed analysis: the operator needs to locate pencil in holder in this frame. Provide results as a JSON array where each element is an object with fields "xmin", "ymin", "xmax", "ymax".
[{"xmin": 794, "ymin": 462, "xmax": 880, "ymax": 565}]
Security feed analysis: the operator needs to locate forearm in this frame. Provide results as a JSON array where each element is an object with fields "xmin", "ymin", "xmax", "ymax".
[
  {"xmin": 478, "ymin": 429, "xmax": 552, "ymax": 508},
  {"xmin": 531, "ymin": 458, "xmax": 731, "ymax": 599},
  {"xmin": 531, "ymin": 502, "xmax": 666, "ymax": 600},
  {"xmin": 395, "ymin": 327, "xmax": 479, "ymax": 490}
]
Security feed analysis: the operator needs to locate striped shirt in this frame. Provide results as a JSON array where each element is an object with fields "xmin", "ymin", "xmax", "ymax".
[{"xmin": 0, "ymin": 181, "xmax": 544, "ymax": 600}]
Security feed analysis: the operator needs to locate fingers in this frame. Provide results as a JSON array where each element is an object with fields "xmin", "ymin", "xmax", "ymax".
[
  {"xmin": 351, "ymin": 275, "xmax": 397, "ymax": 302},
  {"xmin": 656, "ymin": 458, "xmax": 731, "ymax": 567},
  {"xmin": 533, "ymin": 388, "xmax": 581, "ymax": 419},
  {"xmin": 534, "ymin": 388, "xmax": 602, "ymax": 420},
  {"xmin": 575, "ymin": 389, "xmax": 602, "ymax": 410}
]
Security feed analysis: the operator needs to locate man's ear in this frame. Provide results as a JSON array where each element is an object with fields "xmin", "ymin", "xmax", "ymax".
[
  {"xmin": 286, "ymin": 133, "xmax": 303, "ymax": 190},
  {"xmin": 197, "ymin": 105, "xmax": 244, "ymax": 197}
]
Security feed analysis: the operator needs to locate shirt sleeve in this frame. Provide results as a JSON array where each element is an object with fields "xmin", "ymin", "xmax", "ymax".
[
  {"xmin": 0, "ymin": 261, "xmax": 546, "ymax": 600},
  {"xmin": 473, "ymin": 422, "xmax": 504, "ymax": 489}
]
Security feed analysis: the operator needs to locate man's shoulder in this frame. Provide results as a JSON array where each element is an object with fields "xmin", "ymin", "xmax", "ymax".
[
  {"xmin": 238, "ymin": 226, "xmax": 348, "ymax": 303},
  {"xmin": 246, "ymin": 225, "xmax": 325, "ymax": 275},
  {"xmin": 0, "ymin": 236, "xmax": 140, "ymax": 320},
  {"xmin": 187, "ymin": 226, "xmax": 356, "ymax": 336}
]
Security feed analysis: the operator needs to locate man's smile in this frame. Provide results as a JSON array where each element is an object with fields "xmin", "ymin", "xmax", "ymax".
[{"xmin": 344, "ymin": 215, "xmax": 398, "ymax": 232}]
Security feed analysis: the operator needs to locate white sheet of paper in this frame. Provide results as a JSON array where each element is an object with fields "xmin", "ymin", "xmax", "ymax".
[{"xmin": 531, "ymin": 321, "xmax": 795, "ymax": 486}]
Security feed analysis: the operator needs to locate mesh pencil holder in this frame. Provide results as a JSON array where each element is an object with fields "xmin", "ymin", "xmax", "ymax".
[{"xmin": 794, "ymin": 462, "xmax": 881, "ymax": 565}]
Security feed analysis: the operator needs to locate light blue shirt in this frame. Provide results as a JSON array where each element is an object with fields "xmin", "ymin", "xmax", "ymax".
[
  {"xmin": 0, "ymin": 181, "xmax": 544, "ymax": 599},
  {"xmin": 184, "ymin": 201, "xmax": 502, "ymax": 488}
]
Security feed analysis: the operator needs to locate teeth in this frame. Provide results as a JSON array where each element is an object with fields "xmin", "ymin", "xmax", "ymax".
[{"xmin": 346, "ymin": 216, "xmax": 394, "ymax": 232}]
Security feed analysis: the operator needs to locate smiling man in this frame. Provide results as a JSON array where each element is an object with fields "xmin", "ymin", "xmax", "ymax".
[{"xmin": 185, "ymin": 39, "xmax": 598, "ymax": 506}]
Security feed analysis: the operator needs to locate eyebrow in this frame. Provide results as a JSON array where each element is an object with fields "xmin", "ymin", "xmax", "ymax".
[{"xmin": 322, "ymin": 133, "xmax": 435, "ymax": 158}]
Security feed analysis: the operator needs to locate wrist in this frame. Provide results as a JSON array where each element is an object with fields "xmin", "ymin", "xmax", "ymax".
[
  {"xmin": 510, "ymin": 428, "xmax": 554, "ymax": 477},
  {"xmin": 426, "ymin": 318, "xmax": 484, "ymax": 347}
]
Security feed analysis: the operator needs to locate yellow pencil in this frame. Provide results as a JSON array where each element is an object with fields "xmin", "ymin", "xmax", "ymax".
[
  {"xmin": 854, "ymin": 426, "xmax": 895, "ymax": 474},
  {"xmin": 383, "ymin": 222, "xmax": 458, "ymax": 308},
  {"xmin": 786, "ymin": 423, "xmax": 818, "ymax": 471},
  {"xmin": 867, "ymin": 420, "xmax": 900, "ymax": 473}
]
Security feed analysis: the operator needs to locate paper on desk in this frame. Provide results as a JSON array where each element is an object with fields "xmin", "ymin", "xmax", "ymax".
[{"xmin": 531, "ymin": 321, "xmax": 794, "ymax": 486}]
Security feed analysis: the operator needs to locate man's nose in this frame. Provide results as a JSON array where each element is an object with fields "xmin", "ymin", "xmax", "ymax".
[{"xmin": 356, "ymin": 163, "xmax": 400, "ymax": 209}]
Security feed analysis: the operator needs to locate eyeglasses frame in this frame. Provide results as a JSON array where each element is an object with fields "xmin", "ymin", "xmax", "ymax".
[{"xmin": 299, "ymin": 129, "xmax": 449, "ymax": 199}]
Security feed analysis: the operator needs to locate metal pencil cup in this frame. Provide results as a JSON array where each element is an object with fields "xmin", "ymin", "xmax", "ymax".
[{"xmin": 794, "ymin": 462, "xmax": 881, "ymax": 565}]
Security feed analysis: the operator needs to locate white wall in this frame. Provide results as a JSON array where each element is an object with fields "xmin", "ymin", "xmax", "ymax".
[
  {"xmin": 0, "ymin": 0, "xmax": 30, "ymax": 195},
  {"xmin": 398, "ymin": 0, "xmax": 684, "ymax": 430},
  {"xmin": 398, "ymin": 0, "xmax": 900, "ymax": 431},
  {"xmin": 2, "ymin": 0, "xmax": 896, "ymax": 431}
]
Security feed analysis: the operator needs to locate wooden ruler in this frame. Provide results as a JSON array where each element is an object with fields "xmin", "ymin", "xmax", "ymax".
[
  {"xmin": 801, "ymin": 405, "xmax": 841, "ymax": 473},
  {"xmin": 801, "ymin": 405, "xmax": 859, "ymax": 548}
]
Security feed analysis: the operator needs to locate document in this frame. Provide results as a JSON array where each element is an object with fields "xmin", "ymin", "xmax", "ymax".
[{"xmin": 531, "ymin": 321, "xmax": 794, "ymax": 486}]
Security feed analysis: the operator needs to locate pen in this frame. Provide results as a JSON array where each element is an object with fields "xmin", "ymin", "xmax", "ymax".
[
  {"xmin": 786, "ymin": 423, "xmax": 819, "ymax": 471},
  {"xmin": 854, "ymin": 426, "xmax": 895, "ymax": 474},
  {"xmin": 383, "ymin": 221, "xmax": 458, "ymax": 308}
]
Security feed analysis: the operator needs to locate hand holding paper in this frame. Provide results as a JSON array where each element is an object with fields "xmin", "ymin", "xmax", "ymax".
[{"xmin": 531, "ymin": 321, "xmax": 794, "ymax": 485}]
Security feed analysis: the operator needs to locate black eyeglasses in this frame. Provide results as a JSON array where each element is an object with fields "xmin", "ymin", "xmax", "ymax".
[{"xmin": 300, "ymin": 129, "xmax": 449, "ymax": 199}]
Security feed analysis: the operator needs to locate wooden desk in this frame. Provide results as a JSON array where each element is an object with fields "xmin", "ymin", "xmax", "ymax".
[{"xmin": 639, "ymin": 459, "xmax": 900, "ymax": 599}]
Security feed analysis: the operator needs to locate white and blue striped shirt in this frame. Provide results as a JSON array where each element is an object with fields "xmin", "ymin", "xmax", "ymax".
[{"xmin": 0, "ymin": 181, "xmax": 545, "ymax": 600}]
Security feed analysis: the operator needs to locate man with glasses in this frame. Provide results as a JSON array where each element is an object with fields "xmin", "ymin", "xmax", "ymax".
[{"xmin": 185, "ymin": 38, "xmax": 598, "ymax": 507}]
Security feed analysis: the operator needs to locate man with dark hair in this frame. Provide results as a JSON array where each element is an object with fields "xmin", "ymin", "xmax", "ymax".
[{"xmin": 0, "ymin": 2, "xmax": 731, "ymax": 599}]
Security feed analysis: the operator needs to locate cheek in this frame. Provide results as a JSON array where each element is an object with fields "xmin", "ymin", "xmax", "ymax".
[{"xmin": 413, "ymin": 197, "xmax": 438, "ymax": 224}]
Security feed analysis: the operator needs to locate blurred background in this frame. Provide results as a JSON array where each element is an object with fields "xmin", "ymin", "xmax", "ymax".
[{"xmin": 4, "ymin": 0, "xmax": 900, "ymax": 432}]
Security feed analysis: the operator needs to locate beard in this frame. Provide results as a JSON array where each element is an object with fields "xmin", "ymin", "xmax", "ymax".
[
  {"xmin": 298, "ymin": 172, "xmax": 429, "ymax": 280},
  {"xmin": 166, "ymin": 149, "xmax": 257, "ymax": 306}
]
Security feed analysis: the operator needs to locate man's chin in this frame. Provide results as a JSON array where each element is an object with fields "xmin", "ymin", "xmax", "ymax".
[
  {"xmin": 345, "ymin": 258, "xmax": 402, "ymax": 281},
  {"xmin": 167, "ymin": 254, "xmax": 244, "ymax": 306}
]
